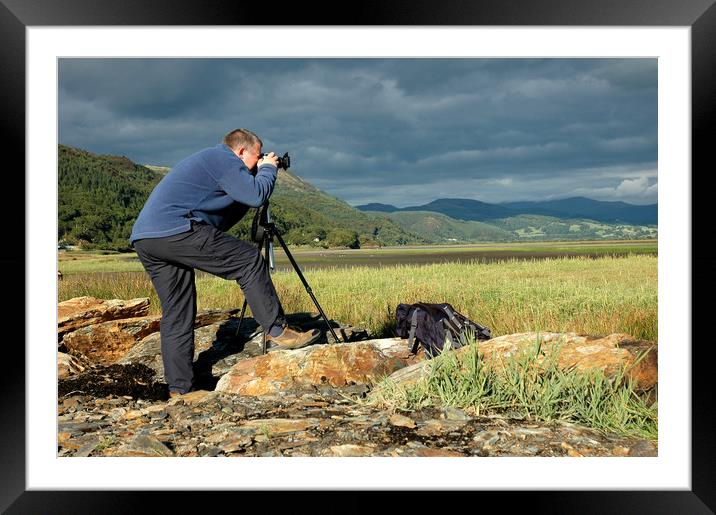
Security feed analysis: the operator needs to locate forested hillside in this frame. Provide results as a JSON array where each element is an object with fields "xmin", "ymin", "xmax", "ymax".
[
  {"xmin": 58, "ymin": 145, "xmax": 163, "ymax": 250},
  {"xmin": 58, "ymin": 145, "xmax": 424, "ymax": 250}
]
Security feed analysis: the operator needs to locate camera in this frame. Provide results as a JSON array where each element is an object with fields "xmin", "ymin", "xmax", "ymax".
[{"xmin": 261, "ymin": 152, "xmax": 291, "ymax": 170}]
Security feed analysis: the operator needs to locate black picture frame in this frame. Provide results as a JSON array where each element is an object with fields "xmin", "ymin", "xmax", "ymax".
[{"xmin": 3, "ymin": 0, "xmax": 714, "ymax": 512}]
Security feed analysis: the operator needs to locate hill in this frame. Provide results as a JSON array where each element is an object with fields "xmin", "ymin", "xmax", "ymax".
[
  {"xmin": 353, "ymin": 202, "xmax": 400, "ymax": 213},
  {"xmin": 401, "ymin": 198, "xmax": 517, "ymax": 221},
  {"xmin": 500, "ymin": 197, "xmax": 657, "ymax": 225},
  {"xmin": 357, "ymin": 196, "xmax": 657, "ymax": 226},
  {"xmin": 377, "ymin": 211, "xmax": 514, "ymax": 243},
  {"xmin": 58, "ymin": 145, "xmax": 164, "ymax": 249},
  {"xmin": 58, "ymin": 145, "xmax": 424, "ymax": 250},
  {"xmin": 363, "ymin": 209, "xmax": 657, "ymax": 243}
]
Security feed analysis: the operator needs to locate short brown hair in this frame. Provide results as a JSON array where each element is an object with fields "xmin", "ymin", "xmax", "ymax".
[{"xmin": 222, "ymin": 128, "xmax": 262, "ymax": 151}]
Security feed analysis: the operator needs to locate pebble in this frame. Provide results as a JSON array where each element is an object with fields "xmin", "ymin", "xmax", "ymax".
[
  {"xmin": 114, "ymin": 435, "xmax": 175, "ymax": 457},
  {"xmin": 440, "ymin": 407, "xmax": 471, "ymax": 421},
  {"xmin": 389, "ymin": 413, "xmax": 416, "ymax": 429},
  {"xmin": 416, "ymin": 419, "xmax": 467, "ymax": 437}
]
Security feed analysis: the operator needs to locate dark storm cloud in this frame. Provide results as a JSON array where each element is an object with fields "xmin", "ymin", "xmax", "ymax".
[{"xmin": 59, "ymin": 58, "xmax": 657, "ymax": 206}]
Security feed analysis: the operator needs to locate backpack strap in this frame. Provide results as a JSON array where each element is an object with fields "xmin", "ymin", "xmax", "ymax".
[
  {"xmin": 408, "ymin": 308, "xmax": 420, "ymax": 354},
  {"xmin": 443, "ymin": 325, "xmax": 455, "ymax": 351},
  {"xmin": 441, "ymin": 305, "xmax": 463, "ymax": 332}
]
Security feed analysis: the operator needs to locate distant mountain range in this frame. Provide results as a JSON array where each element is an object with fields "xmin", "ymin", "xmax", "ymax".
[{"xmin": 356, "ymin": 197, "xmax": 657, "ymax": 226}]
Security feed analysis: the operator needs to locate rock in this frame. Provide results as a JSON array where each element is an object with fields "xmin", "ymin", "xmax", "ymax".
[
  {"xmin": 58, "ymin": 352, "xmax": 86, "ymax": 379},
  {"xmin": 239, "ymin": 418, "xmax": 321, "ymax": 436},
  {"xmin": 415, "ymin": 419, "xmax": 467, "ymax": 437},
  {"xmin": 612, "ymin": 446, "xmax": 630, "ymax": 456},
  {"xmin": 628, "ymin": 440, "xmax": 658, "ymax": 457},
  {"xmin": 215, "ymin": 340, "xmax": 416, "ymax": 396},
  {"xmin": 218, "ymin": 435, "xmax": 253, "ymax": 453},
  {"xmin": 386, "ymin": 332, "xmax": 657, "ymax": 393},
  {"xmin": 441, "ymin": 407, "xmax": 471, "ymax": 421},
  {"xmin": 561, "ymin": 442, "xmax": 584, "ymax": 457},
  {"xmin": 115, "ymin": 332, "xmax": 164, "ymax": 375},
  {"xmin": 410, "ymin": 447, "xmax": 465, "ymax": 457},
  {"xmin": 367, "ymin": 338, "xmax": 425, "ymax": 364},
  {"xmin": 475, "ymin": 332, "xmax": 657, "ymax": 392},
  {"xmin": 61, "ymin": 395, "xmax": 85, "ymax": 410},
  {"xmin": 322, "ymin": 444, "xmax": 377, "ymax": 457},
  {"xmin": 382, "ymin": 360, "xmax": 432, "ymax": 387},
  {"xmin": 113, "ymin": 435, "xmax": 175, "ymax": 457},
  {"xmin": 389, "ymin": 413, "xmax": 417, "ymax": 429},
  {"xmin": 57, "ymin": 384, "xmax": 657, "ymax": 458},
  {"xmin": 61, "ymin": 316, "xmax": 161, "ymax": 365},
  {"xmin": 167, "ymin": 390, "xmax": 218, "ymax": 406},
  {"xmin": 62, "ymin": 308, "xmax": 243, "ymax": 366},
  {"xmin": 117, "ymin": 324, "xmax": 255, "ymax": 385},
  {"xmin": 58, "ymin": 297, "xmax": 150, "ymax": 339},
  {"xmin": 121, "ymin": 410, "xmax": 145, "ymax": 421}
]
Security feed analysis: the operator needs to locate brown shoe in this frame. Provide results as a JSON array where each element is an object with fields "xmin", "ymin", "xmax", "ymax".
[
  {"xmin": 266, "ymin": 325, "xmax": 321, "ymax": 350},
  {"xmin": 169, "ymin": 386, "xmax": 197, "ymax": 398}
]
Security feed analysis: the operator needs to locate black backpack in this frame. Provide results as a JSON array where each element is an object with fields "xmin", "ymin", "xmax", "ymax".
[{"xmin": 395, "ymin": 302, "xmax": 492, "ymax": 358}]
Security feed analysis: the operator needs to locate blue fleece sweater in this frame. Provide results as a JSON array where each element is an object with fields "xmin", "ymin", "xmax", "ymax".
[{"xmin": 129, "ymin": 144, "xmax": 278, "ymax": 245}]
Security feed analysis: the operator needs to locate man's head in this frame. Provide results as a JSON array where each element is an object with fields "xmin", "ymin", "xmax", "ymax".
[{"xmin": 223, "ymin": 128, "xmax": 263, "ymax": 169}]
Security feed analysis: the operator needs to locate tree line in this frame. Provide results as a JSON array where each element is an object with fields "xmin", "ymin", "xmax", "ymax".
[{"xmin": 58, "ymin": 145, "xmax": 423, "ymax": 251}]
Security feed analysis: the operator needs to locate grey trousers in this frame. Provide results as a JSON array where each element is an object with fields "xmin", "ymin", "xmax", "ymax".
[{"xmin": 133, "ymin": 221, "xmax": 286, "ymax": 394}]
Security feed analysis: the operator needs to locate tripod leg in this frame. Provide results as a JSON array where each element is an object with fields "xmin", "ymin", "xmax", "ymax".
[
  {"xmin": 235, "ymin": 299, "xmax": 248, "ymax": 338},
  {"xmin": 271, "ymin": 228, "xmax": 342, "ymax": 344}
]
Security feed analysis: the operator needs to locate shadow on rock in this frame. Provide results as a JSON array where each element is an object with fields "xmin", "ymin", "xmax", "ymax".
[
  {"xmin": 58, "ymin": 363, "xmax": 169, "ymax": 401},
  {"xmin": 191, "ymin": 312, "xmax": 370, "ymax": 391}
]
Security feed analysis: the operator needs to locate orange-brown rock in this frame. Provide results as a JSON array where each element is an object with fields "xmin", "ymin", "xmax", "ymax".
[
  {"xmin": 61, "ymin": 307, "xmax": 241, "ymax": 366},
  {"xmin": 215, "ymin": 340, "xmax": 422, "ymax": 396},
  {"xmin": 239, "ymin": 418, "xmax": 321, "ymax": 436},
  {"xmin": 387, "ymin": 332, "xmax": 657, "ymax": 392},
  {"xmin": 58, "ymin": 297, "xmax": 150, "ymax": 339},
  {"xmin": 58, "ymin": 352, "xmax": 86, "ymax": 379},
  {"xmin": 62, "ymin": 316, "xmax": 161, "ymax": 365},
  {"xmin": 474, "ymin": 332, "xmax": 657, "ymax": 392}
]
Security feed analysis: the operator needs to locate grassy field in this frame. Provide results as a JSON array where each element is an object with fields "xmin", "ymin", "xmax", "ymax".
[
  {"xmin": 58, "ymin": 251, "xmax": 657, "ymax": 341},
  {"xmin": 58, "ymin": 245, "xmax": 658, "ymax": 439},
  {"xmin": 58, "ymin": 239, "xmax": 657, "ymax": 273}
]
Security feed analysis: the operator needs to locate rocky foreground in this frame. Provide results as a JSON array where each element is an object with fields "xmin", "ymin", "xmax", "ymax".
[{"xmin": 57, "ymin": 297, "xmax": 658, "ymax": 458}]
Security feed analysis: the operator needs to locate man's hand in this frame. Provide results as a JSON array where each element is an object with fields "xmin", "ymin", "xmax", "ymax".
[{"xmin": 258, "ymin": 152, "xmax": 279, "ymax": 168}]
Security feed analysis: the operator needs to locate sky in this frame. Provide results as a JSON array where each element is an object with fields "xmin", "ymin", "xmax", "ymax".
[{"xmin": 58, "ymin": 58, "xmax": 657, "ymax": 207}]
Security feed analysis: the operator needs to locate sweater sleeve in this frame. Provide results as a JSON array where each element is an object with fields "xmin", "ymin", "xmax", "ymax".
[{"xmin": 213, "ymin": 163, "xmax": 278, "ymax": 208}]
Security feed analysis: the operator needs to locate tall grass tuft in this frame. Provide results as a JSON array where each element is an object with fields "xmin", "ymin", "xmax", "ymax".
[{"xmin": 364, "ymin": 332, "xmax": 658, "ymax": 441}]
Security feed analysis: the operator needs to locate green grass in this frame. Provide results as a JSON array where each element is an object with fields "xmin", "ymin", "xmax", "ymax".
[
  {"xmin": 58, "ymin": 252, "xmax": 657, "ymax": 440},
  {"xmin": 59, "ymin": 254, "xmax": 657, "ymax": 341},
  {"xmin": 363, "ymin": 331, "xmax": 658, "ymax": 441}
]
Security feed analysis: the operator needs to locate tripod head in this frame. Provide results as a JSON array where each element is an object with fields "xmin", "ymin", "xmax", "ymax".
[
  {"xmin": 251, "ymin": 201, "xmax": 271, "ymax": 243},
  {"xmin": 251, "ymin": 201, "xmax": 276, "ymax": 270}
]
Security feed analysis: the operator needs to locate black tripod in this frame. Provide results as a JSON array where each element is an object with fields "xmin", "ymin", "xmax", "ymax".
[{"xmin": 235, "ymin": 200, "xmax": 342, "ymax": 353}]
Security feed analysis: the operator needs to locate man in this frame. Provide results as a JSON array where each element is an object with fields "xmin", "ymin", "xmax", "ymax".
[{"xmin": 130, "ymin": 128, "xmax": 321, "ymax": 397}]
